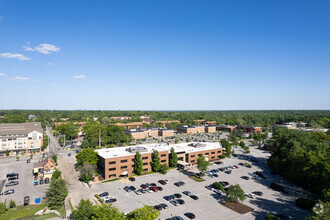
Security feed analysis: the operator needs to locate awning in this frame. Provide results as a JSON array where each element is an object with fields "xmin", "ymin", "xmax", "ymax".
[
  {"xmin": 177, "ymin": 160, "xmax": 191, "ymax": 167},
  {"xmin": 121, "ymin": 171, "xmax": 128, "ymax": 175}
]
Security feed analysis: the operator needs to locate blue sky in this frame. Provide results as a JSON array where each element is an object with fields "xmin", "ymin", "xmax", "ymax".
[{"xmin": 0, "ymin": 0, "xmax": 329, "ymax": 110}]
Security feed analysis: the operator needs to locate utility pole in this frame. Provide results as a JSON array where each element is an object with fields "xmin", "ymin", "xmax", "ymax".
[{"xmin": 99, "ymin": 129, "xmax": 101, "ymax": 148}]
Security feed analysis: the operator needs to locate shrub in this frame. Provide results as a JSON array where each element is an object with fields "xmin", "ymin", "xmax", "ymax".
[
  {"xmin": 94, "ymin": 194, "xmax": 103, "ymax": 204},
  {"xmin": 0, "ymin": 202, "xmax": 7, "ymax": 214},
  {"xmin": 159, "ymin": 164, "xmax": 169, "ymax": 174},
  {"xmin": 213, "ymin": 182, "xmax": 224, "ymax": 192},
  {"xmin": 9, "ymin": 200, "xmax": 16, "ymax": 208},
  {"xmin": 265, "ymin": 214, "xmax": 276, "ymax": 220},
  {"xmin": 295, "ymin": 198, "xmax": 316, "ymax": 210}
]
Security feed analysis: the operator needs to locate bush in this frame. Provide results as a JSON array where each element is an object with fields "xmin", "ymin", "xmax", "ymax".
[
  {"xmin": 0, "ymin": 202, "xmax": 7, "ymax": 214},
  {"xmin": 9, "ymin": 200, "xmax": 16, "ymax": 208},
  {"xmin": 295, "ymin": 198, "xmax": 316, "ymax": 210},
  {"xmin": 213, "ymin": 182, "xmax": 224, "ymax": 192},
  {"xmin": 94, "ymin": 194, "xmax": 103, "ymax": 204},
  {"xmin": 265, "ymin": 214, "xmax": 276, "ymax": 220},
  {"xmin": 159, "ymin": 164, "xmax": 169, "ymax": 174}
]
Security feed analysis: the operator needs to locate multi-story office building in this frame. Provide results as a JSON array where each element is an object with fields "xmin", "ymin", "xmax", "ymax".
[
  {"xmin": 96, "ymin": 142, "xmax": 222, "ymax": 180},
  {"xmin": 216, "ymin": 125, "xmax": 237, "ymax": 132},
  {"xmin": 124, "ymin": 128, "xmax": 174, "ymax": 139},
  {"xmin": 236, "ymin": 125, "xmax": 263, "ymax": 133},
  {"xmin": 177, "ymin": 125, "xmax": 216, "ymax": 134},
  {"xmin": 0, "ymin": 122, "xmax": 43, "ymax": 157}
]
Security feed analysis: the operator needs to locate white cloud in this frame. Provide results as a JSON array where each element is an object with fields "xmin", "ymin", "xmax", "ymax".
[
  {"xmin": 0, "ymin": 53, "xmax": 32, "ymax": 61},
  {"xmin": 73, "ymin": 75, "xmax": 86, "ymax": 79},
  {"xmin": 0, "ymin": 73, "xmax": 6, "ymax": 77},
  {"xmin": 24, "ymin": 43, "xmax": 60, "ymax": 54},
  {"xmin": 6, "ymin": 76, "xmax": 29, "ymax": 81},
  {"xmin": 46, "ymin": 62, "xmax": 53, "ymax": 66}
]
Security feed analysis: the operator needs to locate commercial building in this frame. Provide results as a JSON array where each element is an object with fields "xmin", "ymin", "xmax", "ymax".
[
  {"xmin": 114, "ymin": 122, "xmax": 144, "ymax": 129},
  {"xmin": 33, "ymin": 157, "xmax": 56, "ymax": 183},
  {"xmin": 177, "ymin": 125, "xmax": 216, "ymax": 134},
  {"xmin": 96, "ymin": 142, "xmax": 223, "ymax": 180},
  {"xmin": 0, "ymin": 122, "xmax": 43, "ymax": 157},
  {"xmin": 110, "ymin": 116, "xmax": 132, "ymax": 121},
  {"xmin": 124, "ymin": 128, "xmax": 174, "ymax": 139},
  {"xmin": 236, "ymin": 125, "xmax": 263, "ymax": 133},
  {"xmin": 216, "ymin": 125, "xmax": 237, "ymax": 132},
  {"xmin": 154, "ymin": 120, "xmax": 180, "ymax": 127}
]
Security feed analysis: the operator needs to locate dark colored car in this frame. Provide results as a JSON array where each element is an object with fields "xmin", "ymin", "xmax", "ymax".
[
  {"xmin": 8, "ymin": 176, "xmax": 18, "ymax": 181},
  {"xmin": 104, "ymin": 198, "xmax": 117, "ymax": 203},
  {"xmin": 241, "ymin": 176, "xmax": 250, "ymax": 180},
  {"xmin": 7, "ymin": 173, "xmax": 19, "ymax": 178},
  {"xmin": 183, "ymin": 191, "xmax": 191, "ymax": 196},
  {"xmin": 190, "ymin": 195, "xmax": 199, "ymax": 200},
  {"xmin": 40, "ymin": 179, "xmax": 44, "ymax": 185},
  {"xmin": 124, "ymin": 186, "xmax": 131, "ymax": 192},
  {"xmin": 213, "ymin": 173, "xmax": 218, "ymax": 177},
  {"xmin": 68, "ymin": 153, "xmax": 71, "ymax": 157},
  {"xmin": 154, "ymin": 205, "xmax": 162, "ymax": 211},
  {"xmin": 164, "ymin": 196, "xmax": 172, "ymax": 201},
  {"xmin": 27, "ymin": 159, "xmax": 30, "ymax": 163},
  {"xmin": 5, "ymin": 181, "xmax": 19, "ymax": 187},
  {"xmin": 159, "ymin": 203, "xmax": 168, "ymax": 209},
  {"xmin": 99, "ymin": 192, "xmax": 109, "ymax": 197},
  {"xmin": 184, "ymin": 212, "xmax": 196, "ymax": 219},
  {"xmin": 4, "ymin": 189, "xmax": 14, "ymax": 195},
  {"xmin": 220, "ymin": 181, "xmax": 229, "ymax": 187},
  {"xmin": 151, "ymin": 186, "xmax": 158, "ymax": 192},
  {"xmin": 177, "ymin": 199, "xmax": 185, "ymax": 204},
  {"xmin": 225, "ymin": 170, "xmax": 232, "ymax": 174},
  {"xmin": 130, "ymin": 186, "xmax": 136, "ymax": 191},
  {"xmin": 140, "ymin": 184, "xmax": 147, "ymax": 189},
  {"xmin": 252, "ymin": 191, "xmax": 263, "ymax": 196},
  {"xmin": 174, "ymin": 181, "xmax": 185, "ymax": 187},
  {"xmin": 45, "ymin": 178, "xmax": 50, "ymax": 184},
  {"xmin": 270, "ymin": 183, "xmax": 286, "ymax": 193},
  {"xmin": 158, "ymin": 180, "xmax": 166, "ymax": 185},
  {"xmin": 174, "ymin": 193, "xmax": 182, "ymax": 198},
  {"xmin": 129, "ymin": 177, "xmax": 136, "ymax": 182},
  {"xmin": 24, "ymin": 196, "xmax": 30, "ymax": 206},
  {"xmin": 157, "ymin": 186, "xmax": 163, "ymax": 191},
  {"xmin": 150, "ymin": 183, "xmax": 157, "ymax": 187}
]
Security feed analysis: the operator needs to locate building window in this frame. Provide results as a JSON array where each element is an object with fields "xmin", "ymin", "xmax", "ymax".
[
  {"xmin": 161, "ymin": 154, "xmax": 166, "ymax": 157},
  {"xmin": 217, "ymin": 150, "xmax": 221, "ymax": 153},
  {"xmin": 143, "ymin": 163, "xmax": 148, "ymax": 166},
  {"xmin": 109, "ymin": 168, "xmax": 116, "ymax": 171},
  {"xmin": 143, "ymin": 168, "xmax": 148, "ymax": 171},
  {"xmin": 191, "ymin": 160, "xmax": 196, "ymax": 163},
  {"xmin": 109, "ymin": 174, "xmax": 116, "ymax": 178},
  {"xmin": 121, "ymin": 160, "xmax": 127, "ymax": 163},
  {"xmin": 142, "ymin": 157, "xmax": 148, "ymax": 160},
  {"xmin": 211, "ymin": 152, "xmax": 215, "ymax": 154},
  {"xmin": 161, "ymin": 160, "xmax": 166, "ymax": 163},
  {"xmin": 211, "ymin": 156, "xmax": 215, "ymax": 159},
  {"xmin": 109, "ymin": 161, "xmax": 116, "ymax": 165},
  {"xmin": 205, "ymin": 153, "xmax": 209, "ymax": 155},
  {"xmin": 190, "ymin": 155, "xmax": 195, "ymax": 158},
  {"xmin": 121, "ymin": 166, "xmax": 127, "ymax": 169},
  {"xmin": 198, "ymin": 154, "xmax": 202, "ymax": 157}
]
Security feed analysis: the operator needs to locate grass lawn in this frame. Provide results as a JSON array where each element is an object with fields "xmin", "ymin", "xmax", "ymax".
[
  {"xmin": 0, "ymin": 203, "xmax": 47, "ymax": 220},
  {"xmin": 102, "ymin": 177, "xmax": 121, "ymax": 183}
]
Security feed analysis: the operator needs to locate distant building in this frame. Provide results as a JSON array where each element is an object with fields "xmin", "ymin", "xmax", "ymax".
[
  {"xmin": 28, "ymin": 115, "xmax": 36, "ymax": 120},
  {"xmin": 216, "ymin": 125, "xmax": 237, "ymax": 132},
  {"xmin": 277, "ymin": 122, "xmax": 297, "ymax": 129},
  {"xmin": 205, "ymin": 121, "xmax": 218, "ymax": 126},
  {"xmin": 115, "ymin": 122, "xmax": 144, "ymax": 129},
  {"xmin": 236, "ymin": 125, "xmax": 263, "ymax": 133},
  {"xmin": 96, "ymin": 142, "xmax": 223, "ymax": 180},
  {"xmin": 124, "ymin": 128, "xmax": 174, "ymax": 139},
  {"xmin": 195, "ymin": 119, "xmax": 206, "ymax": 124},
  {"xmin": 177, "ymin": 125, "xmax": 216, "ymax": 134},
  {"xmin": 0, "ymin": 122, "xmax": 43, "ymax": 157},
  {"xmin": 110, "ymin": 116, "xmax": 132, "ymax": 121},
  {"xmin": 154, "ymin": 120, "xmax": 180, "ymax": 127}
]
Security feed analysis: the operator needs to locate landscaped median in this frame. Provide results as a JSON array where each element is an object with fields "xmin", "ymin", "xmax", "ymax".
[{"xmin": 189, "ymin": 175, "xmax": 205, "ymax": 182}]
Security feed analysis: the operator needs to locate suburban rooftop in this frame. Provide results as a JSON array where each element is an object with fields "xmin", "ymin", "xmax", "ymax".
[{"xmin": 96, "ymin": 142, "xmax": 222, "ymax": 159}]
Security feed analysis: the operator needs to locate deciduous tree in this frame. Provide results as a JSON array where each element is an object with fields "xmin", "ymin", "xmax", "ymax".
[{"xmin": 134, "ymin": 152, "xmax": 143, "ymax": 175}]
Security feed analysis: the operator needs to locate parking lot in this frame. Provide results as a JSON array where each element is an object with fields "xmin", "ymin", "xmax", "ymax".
[
  {"xmin": 89, "ymin": 145, "xmax": 313, "ymax": 220},
  {"xmin": 0, "ymin": 156, "xmax": 48, "ymax": 206}
]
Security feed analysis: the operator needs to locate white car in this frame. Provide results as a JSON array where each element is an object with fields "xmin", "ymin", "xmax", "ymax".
[
  {"xmin": 245, "ymin": 193, "xmax": 256, "ymax": 199},
  {"xmin": 214, "ymin": 189, "xmax": 223, "ymax": 195},
  {"xmin": 164, "ymin": 179, "xmax": 169, "ymax": 183},
  {"xmin": 134, "ymin": 190, "xmax": 141, "ymax": 195},
  {"xmin": 147, "ymin": 188, "xmax": 152, "ymax": 193},
  {"xmin": 102, "ymin": 196, "xmax": 113, "ymax": 201}
]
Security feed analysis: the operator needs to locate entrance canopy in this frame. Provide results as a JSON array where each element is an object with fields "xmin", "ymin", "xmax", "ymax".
[
  {"xmin": 177, "ymin": 160, "xmax": 191, "ymax": 167},
  {"xmin": 121, "ymin": 171, "xmax": 128, "ymax": 176}
]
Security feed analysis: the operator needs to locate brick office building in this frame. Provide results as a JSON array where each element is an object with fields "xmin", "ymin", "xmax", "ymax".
[
  {"xmin": 96, "ymin": 142, "xmax": 222, "ymax": 180},
  {"xmin": 177, "ymin": 125, "xmax": 216, "ymax": 134},
  {"xmin": 124, "ymin": 128, "xmax": 174, "ymax": 139},
  {"xmin": 236, "ymin": 125, "xmax": 263, "ymax": 133}
]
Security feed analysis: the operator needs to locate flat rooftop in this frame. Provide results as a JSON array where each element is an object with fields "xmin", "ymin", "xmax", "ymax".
[{"xmin": 96, "ymin": 142, "xmax": 222, "ymax": 159}]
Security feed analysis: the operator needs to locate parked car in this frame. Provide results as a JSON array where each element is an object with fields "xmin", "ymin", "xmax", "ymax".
[
  {"xmin": 130, "ymin": 186, "xmax": 136, "ymax": 191},
  {"xmin": 99, "ymin": 192, "xmax": 109, "ymax": 197},
  {"xmin": 129, "ymin": 177, "xmax": 136, "ymax": 182},
  {"xmin": 219, "ymin": 181, "xmax": 230, "ymax": 187},
  {"xmin": 124, "ymin": 186, "xmax": 132, "ymax": 192},
  {"xmin": 26, "ymin": 159, "xmax": 30, "ymax": 163},
  {"xmin": 154, "ymin": 205, "xmax": 162, "ymax": 211},
  {"xmin": 24, "ymin": 196, "xmax": 30, "ymax": 206},
  {"xmin": 174, "ymin": 181, "xmax": 185, "ymax": 187},
  {"xmin": 174, "ymin": 193, "xmax": 182, "ymax": 198},
  {"xmin": 225, "ymin": 170, "xmax": 232, "ymax": 174},
  {"xmin": 7, "ymin": 173, "xmax": 19, "ymax": 178},
  {"xmin": 177, "ymin": 199, "xmax": 185, "ymax": 204},
  {"xmin": 214, "ymin": 189, "xmax": 222, "ymax": 195},
  {"xmin": 151, "ymin": 186, "xmax": 158, "ymax": 192},
  {"xmin": 241, "ymin": 176, "xmax": 250, "ymax": 180},
  {"xmin": 8, "ymin": 176, "xmax": 18, "ymax": 181},
  {"xmin": 184, "ymin": 212, "xmax": 196, "ymax": 219},
  {"xmin": 134, "ymin": 190, "xmax": 141, "ymax": 195},
  {"xmin": 5, "ymin": 181, "xmax": 19, "ymax": 187},
  {"xmin": 159, "ymin": 203, "xmax": 168, "ymax": 209},
  {"xmin": 158, "ymin": 180, "xmax": 167, "ymax": 185},
  {"xmin": 68, "ymin": 153, "xmax": 71, "ymax": 157},
  {"xmin": 252, "ymin": 191, "xmax": 263, "ymax": 196},
  {"xmin": 140, "ymin": 184, "xmax": 147, "ymax": 189},
  {"xmin": 44, "ymin": 178, "xmax": 50, "ymax": 184},
  {"xmin": 40, "ymin": 179, "xmax": 44, "ymax": 185},
  {"xmin": 183, "ymin": 191, "xmax": 191, "ymax": 196},
  {"xmin": 4, "ymin": 189, "xmax": 14, "ymax": 195},
  {"xmin": 245, "ymin": 193, "xmax": 256, "ymax": 199},
  {"xmin": 104, "ymin": 198, "xmax": 117, "ymax": 203},
  {"xmin": 157, "ymin": 186, "xmax": 163, "ymax": 191},
  {"xmin": 190, "ymin": 195, "xmax": 199, "ymax": 200},
  {"xmin": 170, "ymin": 200, "xmax": 180, "ymax": 206}
]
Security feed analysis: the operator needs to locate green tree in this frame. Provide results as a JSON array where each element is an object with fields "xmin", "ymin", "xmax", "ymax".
[
  {"xmin": 221, "ymin": 139, "xmax": 232, "ymax": 157},
  {"xmin": 197, "ymin": 154, "xmax": 209, "ymax": 176},
  {"xmin": 79, "ymin": 163, "xmax": 96, "ymax": 183},
  {"xmin": 81, "ymin": 140, "xmax": 90, "ymax": 148},
  {"xmin": 71, "ymin": 199, "xmax": 95, "ymax": 220},
  {"xmin": 151, "ymin": 150, "xmax": 161, "ymax": 172},
  {"xmin": 92, "ymin": 203, "xmax": 124, "ymax": 220},
  {"xmin": 239, "ymin": 141, "xmax": 246, "ymax": 148},
  {"xmin": 159, "ymin": 164, "xmax": 169, "ymax": 174},
  {"xmin": 46, "ymin": 177, "xmax": 68, "ymax": 209},
  {"xmin": 226, "ymin": 184, "xmax": 246, "ymax": 202},
  {"xmin": 55, "ymin": 123, "xmax": 79, "ymax": 140},
  {"xmin": 127, "ymin": 205, "xmax": 160, "ymax": 220},
  {"xmin": 82, "ymin": 123, "xmax": 107, "ymax": 147},
  {"xmin": 76, "ymin": 148, "xmax": 98, "ymax": 167},
  {"xmin": 134, "ymin": 152, "xmax": 143, "ymax": 175},
  {"xmin": 42, "ymin": 153, "xmax": 45, "ymax": 158},
  {"xmin": 52, "ymin": 155, "xmax": 57, "ymax": 165},
  {"xmin": 5, "ymin": 150, "xmax": 9, "ymax": 156},
  {"xmin": 16, "ymin": 156, "xmax": 19, "ymax": 161},
  {"xmin": 213, "ymin": 182, "xmax": 225, "ymax": 192},
  {"xmin": 169, "ymin": 147, "xmax": 178, "ymax": 168},
  {"xmin": 30, "ymin": 154, "xmax": 33, "ymax": 159},
  {"xmin": 9, "ymin": 200, "xmax": 16, "ymax": 208},
  {"xmin": 106, "ymin": 125, "xmax": 132, "ymax": 145},
  {"xmin": 0, "ymin": 202, "xmax": 7, "ymax": 214},
  {"xmin": 307, "ymin": 200, "xmax": 330, "ymax": 220},
  {"xmin": 52, "ymin": 169, "xmax": 62, "ymax": 180}
]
